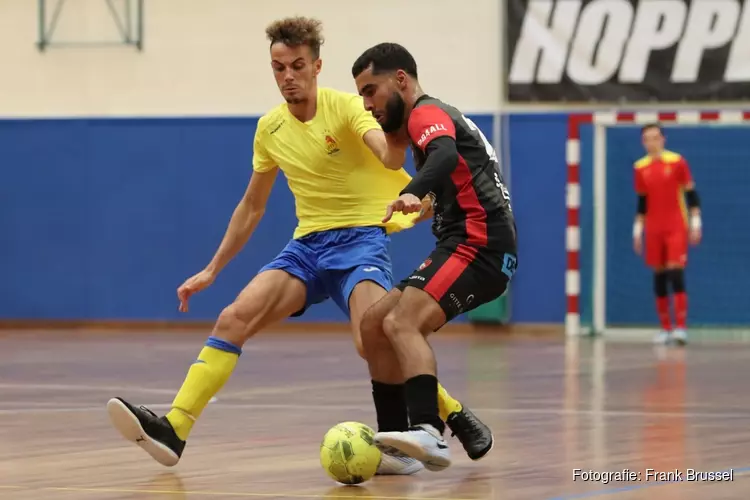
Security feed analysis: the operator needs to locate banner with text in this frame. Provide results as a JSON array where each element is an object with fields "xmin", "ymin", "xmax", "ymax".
[{"xmin": 506, "ymin": 0, "xmax": 750, "ymax": 103}]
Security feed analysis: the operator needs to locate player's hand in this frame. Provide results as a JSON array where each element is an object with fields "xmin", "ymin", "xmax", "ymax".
[
  {"xmin": 412, "ymin": 195, "xmax": 434, "ymax": 224},
  {"xmin": 177, "ymin": 269, "xmax": 217, "ymax": 312},
  {"xmin": 633, "ymin": 234, "xmax": 643, "ymax": 255},
  {"xmin": 689, "ymin": 227, "xmax": 702, "ymax": 246},
  {"xmin": 383, "ymin": 193, "xmax": 423, "ymax": 223},
  {"xmin": 689, "ymin": 213, "xmax": 702, "ymax": 245},
  {"xmin": 632, "ymin": 218, "xmax": 644, "ymax": 255}
]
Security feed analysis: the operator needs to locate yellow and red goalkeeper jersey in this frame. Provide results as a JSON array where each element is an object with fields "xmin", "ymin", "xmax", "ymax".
[{"xmin": 634, "ymin": 150, "xmax": 693, "ymax": 231}]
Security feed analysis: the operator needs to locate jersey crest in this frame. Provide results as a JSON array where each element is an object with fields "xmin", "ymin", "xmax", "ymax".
[
  {"xmin": 418, "ymin": 258, "xmax": 432, "ymax": 271},
  {"xmin": 324, "ymin": 133, "xmax": 340, "ymax": 155}
]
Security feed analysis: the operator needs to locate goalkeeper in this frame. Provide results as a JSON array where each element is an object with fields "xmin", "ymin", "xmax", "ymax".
[{"xmin": 633, "ymin": 124, "xmax": 702, "ymax": 346}]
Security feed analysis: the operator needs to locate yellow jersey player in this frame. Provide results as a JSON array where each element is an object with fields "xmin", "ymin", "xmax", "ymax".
[{"xmin": 106, "ymin": 17, "xmax": 493, "ymax": 475}]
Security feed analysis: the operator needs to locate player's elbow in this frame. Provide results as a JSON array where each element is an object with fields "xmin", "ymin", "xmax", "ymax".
[
  {"xmin": 433, "ymin": 149, "xmax": 459, "ymax": 179},
  {"xmin": 637, "ymin": 195, "xmax": 647, "ymax": 215},
  {"xmin": 363, "ymin": 129, "xmax": 401, "ymax": 169},
  {"xmin": 383, "ymin": 148, "xmax": 407, "ymax": 171},
  {"xmin": 237, "ymin": 195, "xmax": 266, "ymax": 223},
  {"xmin": 685, "ymin": 188, "xmax": 700, "ymax": 209},
  {"xmin": 246, "ymin": 201, "xmax": 266, "ymax": 221},
  {"xmin": 444, "ymin": 149, "xmax": 459, "ymax": 171},
  {"xmin": 426, "ymin": 137, "xmax": 459, "ymax": 176},
  {"xmin": 249, "ymin": 205, "xmax": 266, "ymax": 219}
]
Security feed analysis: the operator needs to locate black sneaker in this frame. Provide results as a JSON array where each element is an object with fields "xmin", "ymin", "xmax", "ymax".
[
  {"xmin": 446, "ymin": 406, "xmax": 494, "ymax": 460},
  {"xmin": 106, "ymin": 397, "xmax": 186, "ymax": 466}
]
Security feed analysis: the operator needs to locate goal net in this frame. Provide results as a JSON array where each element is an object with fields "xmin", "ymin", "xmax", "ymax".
[{"xmin": 566, "ymin": 111, "xmax": 750, "ymax": 340}]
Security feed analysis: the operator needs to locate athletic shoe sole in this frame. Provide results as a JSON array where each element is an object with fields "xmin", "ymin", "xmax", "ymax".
[
  {"xmin": 106, "ymin": 398, "xmax": 180, "ymax": 467},
  {"xmin": 374, "ymin": 434, "xmax": 451, "ymax": 472},
  {"xmin": 375, "ymin": 453, "xmax": 424, "ymax": 476}
]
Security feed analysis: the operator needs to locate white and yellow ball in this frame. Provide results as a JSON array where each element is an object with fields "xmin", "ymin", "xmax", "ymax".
[{"xmin": 319, "ymin": 421, "xmax": 382, "ymax": 485}]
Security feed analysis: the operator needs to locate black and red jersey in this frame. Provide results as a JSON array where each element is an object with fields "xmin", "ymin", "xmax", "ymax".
[{"xmin": 407, "ymin": 95, "xmax": 515, "ymax": 248}]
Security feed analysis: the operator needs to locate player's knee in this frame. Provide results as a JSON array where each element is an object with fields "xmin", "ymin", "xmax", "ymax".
[
  {"xmin": 667, "ymin": 268, "xmax": 686, "ymax": 293},
  {"xmin": 382, "ymin": 309, "xmax": 413, "ymax": 340},
  {"xmin": 351, "ymin": 332, "xmax": 366, "ymax": 360},
  {"xmin": 354, "ymin": 341, "xmax": 366, "ymax": 360},
  {"xmin": 360, "ymin": 307, "xmax": 387, "ymax": 357},
  {"xmin": 360, "ymin": 331, "xmax": 379, "ymax": 361},
  {"xmin": 653, "ymin": 271, "xmax": 669, "ymax": 297},
  {"xmin": 215, "ymin": 300, "xmax": 267, "ymax": 344},
  {"xmin": 214, "ymin": 304, "xmax": 251, "ymax": 345},
  {"xmin": 360, "ymin": 306, "xmax": 381, "ymax": 339}
]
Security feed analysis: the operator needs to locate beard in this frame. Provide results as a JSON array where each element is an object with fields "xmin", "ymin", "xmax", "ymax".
[
  {"xmin": 284, "ymin": 96, "xmax": 305, "ymax": 105},
  {"xmin": 381, "ymin": 92, "xmax": 405, "ymax": 133},
  {"xmin": 282, "ymin": 87, "xmax": 306, "ymax": 105}
]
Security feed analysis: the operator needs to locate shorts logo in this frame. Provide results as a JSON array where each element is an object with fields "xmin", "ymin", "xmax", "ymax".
[
  {"xmin": 418, "ymin": 258, "xmax": 432, "ymax": 271},
  {"xmin": 466, "ymin": 295, "xmax": 475, "ymax": 306},
  {"xmin": 362, "ymin": 267, "xmax": 379, "ymax": 273},
  {"xmin": 449, "ymin": 293, "xmax": 464, "ymax": 312},
  {"xmin": 501, "ymin": 253, "xmax": 518, "ymax": 279},
  {"xmin": 409, "ymin": 275, "xmax": 426, "ymax": 281}
]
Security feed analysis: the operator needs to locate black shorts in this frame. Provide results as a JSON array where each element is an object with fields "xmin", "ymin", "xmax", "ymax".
[{"xmin": 395, "ymin": 236, "xmax": 518, "ymax": 322}]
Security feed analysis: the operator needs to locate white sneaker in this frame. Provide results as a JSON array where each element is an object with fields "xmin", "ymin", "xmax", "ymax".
[
  {"xmin": 672, "ymin": 328, "xmax": 687, "ymax": 345},
  {"xmin": 376, "ymin": 452, "xmax": 424, "ymax": 475},
  {"xmin": 653, "ymin": 330, "xmax": 671, "ymax": 345},
  {"xmin": 374, "ymin": 424, "xmax": 451, "ymax": 472}
]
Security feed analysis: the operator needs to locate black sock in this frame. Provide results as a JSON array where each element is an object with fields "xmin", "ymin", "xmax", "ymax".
[
  {"xmin": 371, "ymin": 381, "xmax": 408, "ymax": 432},
  {"xmin": 404, "ymin": 374, "xmax": 445, "ymax": 434},
  {"xmin": 667, "ymin": 268, "xmax": 686, "ymax": 293},
  {"xmin": 654, "ymin": 271, "xmax": 669, "ymax": 297}
]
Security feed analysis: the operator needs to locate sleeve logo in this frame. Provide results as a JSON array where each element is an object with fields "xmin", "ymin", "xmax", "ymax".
[{"xmin": 417, "ymin": 124, "xmax": 448, "ymax": 147}]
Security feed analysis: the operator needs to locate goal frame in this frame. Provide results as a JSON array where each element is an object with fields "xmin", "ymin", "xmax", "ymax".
[{"xmin": 565, "ymin": 110, "xmax": 750, "ymax": 337}]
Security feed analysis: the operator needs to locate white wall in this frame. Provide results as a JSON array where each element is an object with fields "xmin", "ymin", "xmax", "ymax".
[{"xmin": 0, "ymin": 0, "xmax": 501, "ymax": 117}]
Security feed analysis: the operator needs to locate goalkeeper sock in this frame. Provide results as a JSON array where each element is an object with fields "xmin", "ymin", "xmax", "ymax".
[
  {"xmin": 654, "ymin": 272, "xmax": 671, "ymax": 331},
  {"xmin": 667, "ymin": 269, "xmax": 687, "ymax": 330},
  {"xmin": 656, "ymin": 297, "xmax": 672, "ymax": 331},
  {"xmin": 674, "ymin": 292, "xmax": 687, "ymax": 329}
]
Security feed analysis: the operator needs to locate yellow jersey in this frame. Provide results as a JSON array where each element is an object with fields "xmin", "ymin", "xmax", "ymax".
[{"xmin": 252, "ymin": 87, "xmax": 414, "ymax": 239}]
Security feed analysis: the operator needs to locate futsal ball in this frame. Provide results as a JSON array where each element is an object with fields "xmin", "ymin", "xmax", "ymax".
[{"xmin": 320, "ymin": 421, "xmax": 382, "ymax": 485}]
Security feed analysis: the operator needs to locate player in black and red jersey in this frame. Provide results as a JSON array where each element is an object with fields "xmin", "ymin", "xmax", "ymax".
[{"xmin": 351, "ymin": 42, "xmax": 518, "ymax": 470}]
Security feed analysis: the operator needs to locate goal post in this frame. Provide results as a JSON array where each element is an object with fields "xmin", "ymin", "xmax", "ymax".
[{"xmin": 566, "ymin": 110, "xmax": 750, "ymax": 339}]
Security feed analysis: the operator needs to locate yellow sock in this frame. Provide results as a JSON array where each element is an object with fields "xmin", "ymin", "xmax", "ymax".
[
  {"xmin": 165, "ymin": 337, "xmax": 241, "ymax": 441},
  {"xmin": 437, "ymin": 383, "xmax": 463, "ymax": 421}
]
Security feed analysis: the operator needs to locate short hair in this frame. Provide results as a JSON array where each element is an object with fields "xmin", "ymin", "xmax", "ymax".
[
  {"xmin": 351, "ymin": 42, "xmax": 418, "ymax": 79},
  {"xmin": 641, "ymin": 123, "xmax": 662, "ymax": 134},
  {"xmin": 265, "ymin": 17, "xmax": 324, "ymax": 59}
]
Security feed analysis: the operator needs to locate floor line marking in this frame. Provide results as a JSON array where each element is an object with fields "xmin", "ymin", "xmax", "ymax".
[
  {"xmin": 1, "ymin": 403, "xmax": 749, "ymax": 419},
  {"xmin": 0, "ymin": 485, "xmax": 476, "ymax": 500}
]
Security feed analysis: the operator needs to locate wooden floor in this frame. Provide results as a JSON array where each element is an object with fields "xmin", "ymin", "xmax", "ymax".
[{"xmin": 2, "ymin": 328, "xmax": 750, "ymax": 499}]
